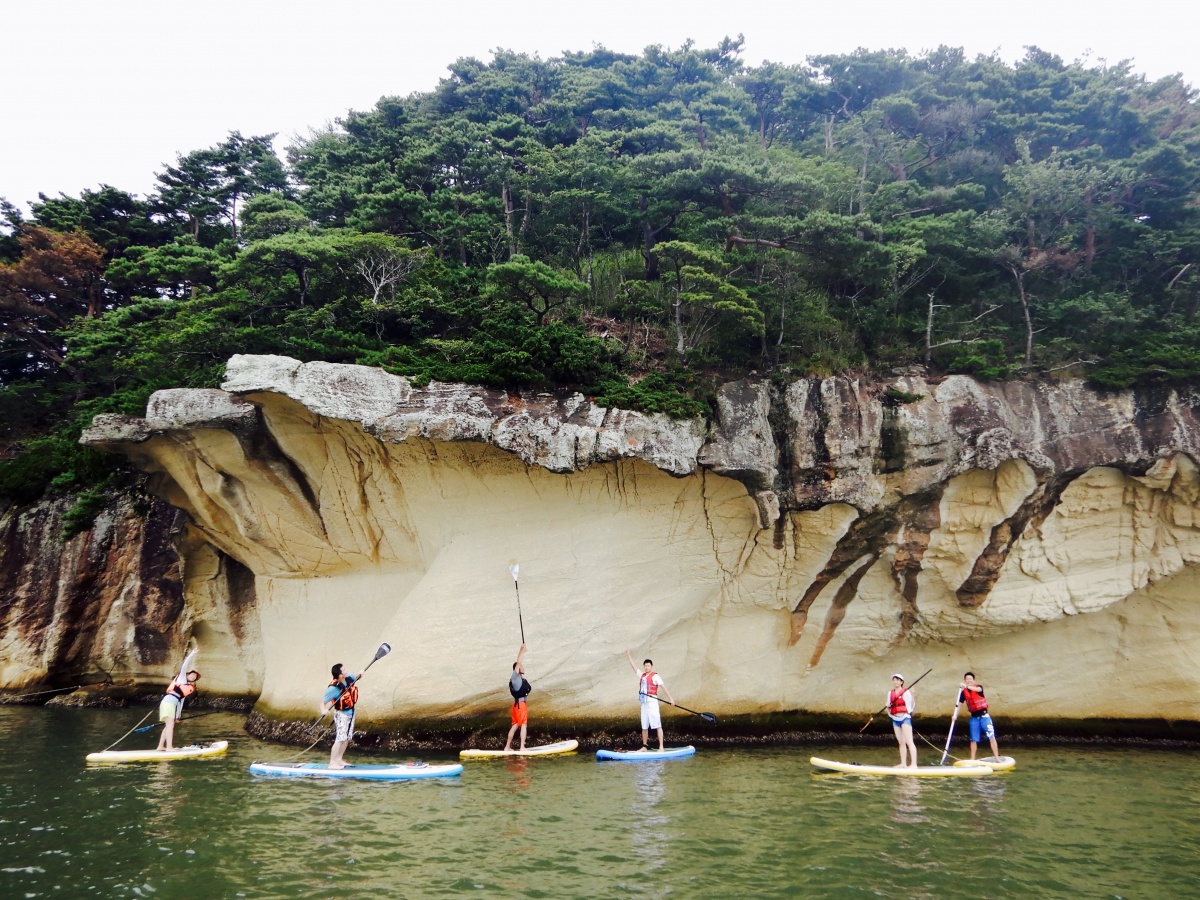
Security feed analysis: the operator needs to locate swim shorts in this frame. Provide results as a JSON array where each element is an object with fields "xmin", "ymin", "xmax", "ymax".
[
  {"xmin": 158, "ymin": 694, "xmax": 181, "ymax": 722},
  {"xmin": 333, "ymin": 709, "xmax": 355, "ymax": 743},
  {"xmin": 968, "ymin": 713, "xmax": 996, "ymax": 744},
  {"xmin": 640, "ymin": 701, "xmax": 662, "ymax": 730},
  {"xmin": 511, "ymin": 700, "xmax": 528, "ymax": 726}
]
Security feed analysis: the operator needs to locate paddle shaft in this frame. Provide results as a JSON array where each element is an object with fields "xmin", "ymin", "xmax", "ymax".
[
  {"xmin": 134, "ymin": 711, "xmax": 223, "ymax": 734},
  {"xmin": 939, "ymin": 690, "xmax": 962, "ymax": 764},
  {"xmin": 648, "ymin": 694, "xmax": 716, "ymax": 724},
  {"xmin": 512, "ymin": 580, "xmax": 526, "ymax": 644},
  {"xmin": 860, "ymin": 667, "xmax": 933, "ymax": 732}
]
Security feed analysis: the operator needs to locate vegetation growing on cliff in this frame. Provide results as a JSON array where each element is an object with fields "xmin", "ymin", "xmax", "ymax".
[{"xmin": 2, "ymin": 41, "xmax": 1200, "ymax": 506}]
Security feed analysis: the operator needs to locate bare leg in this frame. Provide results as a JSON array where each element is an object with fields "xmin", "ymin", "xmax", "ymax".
[
  {"xmin": 654, "ymin": 727, "xmax": 664, "ymax": 751},
  {"xmin": 518, "ymin": 723, "xmax": 527, "ymax": 751},
  {"xmin": 158, "ymin": 717, "xmax": 175, "ymax": 752},
  {"xmin": 969, "ymin": 740, "xmax": 979, "ymax": 760},
  {"xmin": 504, "ymin": 723, "xmax": 519, "ymax": 751},
  {"xmin": 989, "ymin": 736, "xmax": 1001, "ymax": 760},
  {"xmin": 329, "ymin": 739, "xmax": 349, "ymax": 768}
]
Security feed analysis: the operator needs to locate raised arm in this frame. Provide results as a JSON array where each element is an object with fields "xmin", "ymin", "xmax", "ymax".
[
  {"xmin": 516, "ymin": 644, "xmax": 528, "ymax": 669},
  {"xmin": 625, "ymin": 649, "xmax": 639, "ymax": 675}
]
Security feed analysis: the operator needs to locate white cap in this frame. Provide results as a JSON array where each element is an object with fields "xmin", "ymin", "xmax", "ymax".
[{"xmin": 891, "ymin": 673, "xmax": 905, "ymax": 681}]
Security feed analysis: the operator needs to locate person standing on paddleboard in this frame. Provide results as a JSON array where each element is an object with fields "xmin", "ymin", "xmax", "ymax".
[
  {"xmin": 626, "ymin": 649, "xmax": 676, "ymax": 751},
  {"xmin": 504, "ymin": 644, "xmax": 532, "ymax": 752},
  {"xmin": 957, "ymin": 672, "xmax": 1001, "ymax": 761},
  {"xmin": 157, "ymin": 660, "xmax": 200, "ymax": 752},
  {"xmin": 888, "ymin": 674, "xmax": 918, "ymax": 768},
  {"xmin": 321, "ymin": 663, "xmax": 363, "ymax": 769}
]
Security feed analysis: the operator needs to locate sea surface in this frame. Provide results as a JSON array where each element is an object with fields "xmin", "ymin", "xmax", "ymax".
[{"xmin": 1, "ymin": 706, "xmax": 1197, "ymax": 898}]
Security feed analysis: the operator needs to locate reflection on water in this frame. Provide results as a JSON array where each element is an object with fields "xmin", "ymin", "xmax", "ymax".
[
  {"xmin": 889, "ymin": 776, "xmax": 926, "ymax": 824},
  {"xmin": 2, "ymin": 708, "xmax": 1199, "ymax": 898},
  {"xmin": 630, "ymin": 761, "xmax": 669, "ymax": 878}
]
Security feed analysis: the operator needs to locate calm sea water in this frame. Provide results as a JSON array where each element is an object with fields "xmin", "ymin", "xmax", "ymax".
[{"xmin": 1, "ymin": 706, "xmax": 1197, "ymax": 898}]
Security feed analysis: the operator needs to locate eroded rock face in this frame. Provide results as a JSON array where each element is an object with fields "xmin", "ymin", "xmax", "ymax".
[{"xmin": 7, "ymin": 355, "xmax": 1200, "ymax": 733}]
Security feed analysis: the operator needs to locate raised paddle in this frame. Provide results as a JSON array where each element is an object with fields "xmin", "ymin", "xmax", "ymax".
[
  {"xmin": 939, "ymin": 688, "xmax": 963, "ymax": 764},
  {"xmin": 650, "ymin": 695, "xmax": 717, "ymax": 724},
  {"xmin": 859, "ymin": 667, "xmax": 933, "ymax": 733},
  {"xmin": 303, "ymin": 642, "xmax": 392, "ymax": 734},
  {"xmin": 508, "ymin": 562, "xmax": 526, "ymax": 644}
]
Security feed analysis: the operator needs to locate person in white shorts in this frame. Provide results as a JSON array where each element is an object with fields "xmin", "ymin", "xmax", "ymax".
[
  {"xmin": 626, "ymin": 649, "xmax": 676, "ymax": 751},
  {"xmin": 321, "ymin": 662, "xmax": 363, "ymax": 769}
]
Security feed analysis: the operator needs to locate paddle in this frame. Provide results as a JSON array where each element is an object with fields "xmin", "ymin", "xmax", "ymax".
[
  {"xmin": 133, "ymin": 711, "xmax": 223, "ymax": 734},
  {"xmin": 650, "ymin": 695, "xmax": 717, "ymax": 724},
  {"xmin": 508, "ymin": 562, "xmax": 526, "ymax": 644},
  {"xmin": 939, "ymin": 688, "xmax": 962, "ymax": 765},
  {"xmin": 304, "ymin": 642, "xmax": 392, "ymax": 735},
  {"xmin": 859, "ymin": 667, "xmax": 933, "ymax": 733}
]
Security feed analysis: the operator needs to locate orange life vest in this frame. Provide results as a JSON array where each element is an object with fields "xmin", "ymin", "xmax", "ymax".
[
  {"xmin": 639, "ymin": 672, "xmax": 659, "ymax": 699},
  {"xmin": 329, "ymin": 678, "xmax": 358, "ymax": 711},
  {"xmin": 962, "ymin": 685, "xmax": 989, "ymax": 714},
  {"xmin": 888, "ymin": 689, "xmax": 910, "ymax": 716},
  {"xmin": 166, "ymin": 681, "xmax": 195, "ymax": 701}
]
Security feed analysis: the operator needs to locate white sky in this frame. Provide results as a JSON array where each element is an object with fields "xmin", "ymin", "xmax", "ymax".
[{"xmin": 2, "ymin": 0, "xmax": 1197, "ymax": 212}]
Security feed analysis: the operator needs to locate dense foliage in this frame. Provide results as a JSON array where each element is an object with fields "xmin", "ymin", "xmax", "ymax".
[{"xmin": 3, "ymin": 41, "xmax": 1200, "ymax": 517}]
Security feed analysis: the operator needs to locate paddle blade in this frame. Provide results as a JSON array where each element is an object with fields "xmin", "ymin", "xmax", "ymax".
[
  {"xmin": 509, "ymin": 562, "xmax": 519, "ymax": 582},
  {"xmin": 701, "ymin": 712, "xmax": 717, "ymax": 724},
  {"xmin": 374, "ymin": 642, "xmax": 392, "ymax": 661}
]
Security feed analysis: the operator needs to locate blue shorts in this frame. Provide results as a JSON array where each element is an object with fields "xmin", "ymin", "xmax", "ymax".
[
  {"xmin": 890, "ymin": 716, "xmax": 912, "ymax": 728},
  {"xmin": 969, "ymin": 713, "xmax": 996, "ymax": 743}
]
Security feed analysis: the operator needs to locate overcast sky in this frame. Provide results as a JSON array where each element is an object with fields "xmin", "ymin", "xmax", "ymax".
[{"xmin": 2, "ymin": 0, "xmax": 1196, "ymax": 212}]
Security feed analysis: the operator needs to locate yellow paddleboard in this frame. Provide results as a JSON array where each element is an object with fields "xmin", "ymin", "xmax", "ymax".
[
  {"xmin": 460, "ymin": 739, "xmax": 579, "ymax": 759},
  {"xmin": 86, "ymin": 741, "xmax": 229, "ymax": 764},
  {"xmin": 953, "ymin": 755, "xmax": 1016, "ymax": 771},
  {"xmin": 810, "ymin": 756, "xmax": 994, "ymax": 777}
]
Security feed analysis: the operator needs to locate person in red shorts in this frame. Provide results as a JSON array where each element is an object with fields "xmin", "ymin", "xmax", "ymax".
[{"xmin": 504, "ymin": 644, "xmax": 531, "ymax": 752}]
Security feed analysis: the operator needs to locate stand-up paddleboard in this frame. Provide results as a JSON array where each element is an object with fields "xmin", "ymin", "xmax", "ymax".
[
  {"xmin": 810, "ymin": 757, "xmax": 993, "ymax": 777},
  {"xmin": 460, "ymin": 740, "xmax": 579, "ymax": 759},
  {"xmin": 596, "ymin": 746, "xmax": 696, "ymax": 761},
  {"xmin": 248, "ymin": 760, "xmax": 463, "ymax": 781},
  {"xmin": 86, "ymin": 741, "xmax": 229, "ymax": 764},
  {"xmin": 953, "ymin": 755, "xmax": 1016, "ymax": 771}
]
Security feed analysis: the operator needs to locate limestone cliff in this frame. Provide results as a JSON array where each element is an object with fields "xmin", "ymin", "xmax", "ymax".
[
  {"xmin": 0, "ymin": 492, "xmax": 260, "ymax": 699},
  {"xmin": 35, "ymin": 354, "xmax": 1191, "ymax": 738}
]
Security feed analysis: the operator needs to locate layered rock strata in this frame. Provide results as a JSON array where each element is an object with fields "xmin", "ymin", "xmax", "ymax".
[{"xmin": 8, "ymin": 354, "xmax": 1200, "ymax": 736}]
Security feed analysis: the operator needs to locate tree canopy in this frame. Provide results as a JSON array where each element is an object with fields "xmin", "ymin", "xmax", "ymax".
[{"xmin": 3, "ymin": 40, "xmax": 1200, "ymax": 515}]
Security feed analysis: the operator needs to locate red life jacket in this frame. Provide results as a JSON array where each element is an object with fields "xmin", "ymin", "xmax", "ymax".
[
  {"xmin": 963, "ymin": 685, "xmax": 989, "ymax": 714},
  {"xmin": 329, "ymin": 678, "xmax": 358, "ymax": 711},
  {"xmin": 639, "ymin": 672, "xmax": 659, "ymax": 699},
  {"xmin": 888, "ymin": 689, "xmax": 909, "ymax": 716}
]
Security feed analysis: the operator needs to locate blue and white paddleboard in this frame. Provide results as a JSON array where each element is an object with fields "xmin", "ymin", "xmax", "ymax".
[
  {"xmin": 249, "ymin": 760, "xmax": 463, "ymax": 780},
  {"xmin": 596, "ymin": 746, "xmax": 696, "ymax": 761}
]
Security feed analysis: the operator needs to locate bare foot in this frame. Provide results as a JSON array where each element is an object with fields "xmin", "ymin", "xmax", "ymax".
[{"xmin": 328, "ymin": 763, "xmax": 346, "ymax": 769}]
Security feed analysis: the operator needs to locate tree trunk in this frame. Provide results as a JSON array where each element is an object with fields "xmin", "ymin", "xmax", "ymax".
[
  {"xmin": 502, "ymin": 182, "xmax": 517, "ymax": 259},
  {"xmin": 1011, "ymin": 265, "xmax": 1033, "ymax": 366}
]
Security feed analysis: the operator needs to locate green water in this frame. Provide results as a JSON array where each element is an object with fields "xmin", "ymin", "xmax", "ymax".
[{"xmin": 1, "ymin": 707, "xmax": 1198, "ymax": 898}]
